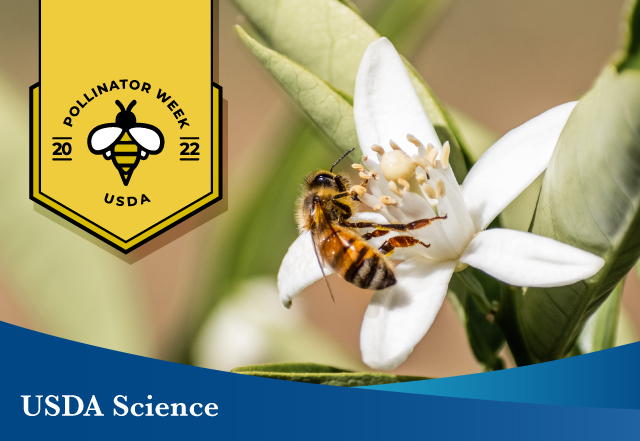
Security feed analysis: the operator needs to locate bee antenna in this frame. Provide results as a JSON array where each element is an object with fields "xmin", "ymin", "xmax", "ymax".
[
  {"xmin": 330, "ymin": 148, "xmax": 355, "ymax": 174},
  {"xmin": 115, "ymin": 100, "xmax": 126, "ymax": 112},
  {"xmin": 126, "ymin": 100, "xmax": 137, "ymax": 112}
]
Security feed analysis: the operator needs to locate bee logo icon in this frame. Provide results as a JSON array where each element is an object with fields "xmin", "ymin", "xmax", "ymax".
[{"xmin": 88, "ymin": 100, "xmax": 164, "ymax": 185}]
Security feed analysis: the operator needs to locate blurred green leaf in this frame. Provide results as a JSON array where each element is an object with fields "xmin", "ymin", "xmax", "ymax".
[
  {"xmin": 576, "ymin": 279, "xmax": 623, "ymax": 354},
  {"xmin": 232, "ymin": 0, "xmax": 469, "ymax": 180},
  {"xmin": 618, "ymin": 0, "xmax": 640, "ymax": 71},
  {"xmin": 371, "ymin": 0, "xmax": 452, "ymax": 57},
  {"xmin": 447, "ymin": 107, "xmax": 498, "ymax": 162},
  {"xmin": 514, "ymin": 66, "xmax": 640, "ymax": 362},
  {"xmin": 236, "ymin": 25, "xmax": 359, "ymax": 154},
  {"xmin": 0, "ymin": 75, "xmax": 151, "ymax": 355},
  {"xmin": 232, "ymin": 363, "xmax": 426, "ymax": 386},
  {"xmin": 337, "ymin": 0, "xmax": 360, "ymax": 14}
]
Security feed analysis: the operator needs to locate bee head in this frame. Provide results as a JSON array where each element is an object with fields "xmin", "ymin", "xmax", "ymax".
[
  {"xmin": 115, "ymin": 100, "xmax": 137, "ymax": 129},
  {"xmin": 308, "ymin": 171, "xmax": 337, "ymax": 189}
]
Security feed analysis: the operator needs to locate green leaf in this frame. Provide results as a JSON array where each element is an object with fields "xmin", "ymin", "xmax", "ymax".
[
  {"xmin": 515, "ymin": 66, "xmax": 640, "ymax": 362},
  {"xmin": 232, "ymin": 0, "xmax": 469, "ymax": 180},
  {"xmin": 576, "ymin": 279, "xmax": 624, "ymax": 354},
  {"xmin": 232, "ymin": 363, "xmax": 427, "ymax": 386},
  {"xmin": 448, "ymin": 269, "xmax": 505, "ymax": 371},
  {"xmin": 236, "ymin": 25, "xmax": 359, "ymax": 154},
  {"xmin": 618, "ymin": 0, "xmax": 640, "ymax": 71},
  {"xmin": 0, "ymin": 75, "xmax": 151, "ymax": 355}
]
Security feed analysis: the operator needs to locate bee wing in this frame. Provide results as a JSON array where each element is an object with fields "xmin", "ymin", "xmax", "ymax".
[
  {"xmin": 88, "ymin": 125, "xmax": 122, "ymax": 152},
  {"xmin": 310, "ymin": 230, "xmax": 336, "ymax": 303},
  {"xmin": 129, "ymin": 125, "xmax": 164, "ymax": 153}
]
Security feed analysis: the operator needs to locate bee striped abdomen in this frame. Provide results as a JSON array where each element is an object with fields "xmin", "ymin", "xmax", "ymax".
[
  {"xmin": 112, "ymin": 132, "xmax": 140, "ymax": 186},
  {"xmin": 319, "ymin": 227, "xmax": 396, "ymax": 290}
]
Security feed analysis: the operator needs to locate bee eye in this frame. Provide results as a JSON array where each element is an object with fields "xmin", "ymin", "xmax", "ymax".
[{"xmin": 312, "ymin": 173, "xmax": 334, "ymax": 187}]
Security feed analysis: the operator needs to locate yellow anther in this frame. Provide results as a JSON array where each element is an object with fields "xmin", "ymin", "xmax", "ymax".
[
  {"xmin": 380, "ymin": 195, "xmax": 398, "ymax": 207},
  {"xmin": 397, "ymin": 178, "xmax": 410, "ymax": 191},
  {"xmin": 359, "ymin": 171, "xmax": 370, "ymax": 181},
  {"xmin": 442, "ymin": 141, "xmax": 451, "ymax": 169},
  {"xmin": 388, "ymin": 181, "xmax": 403, "ymax": 197},
  {"xmin": 350, "ymin": 185, "xmax": 365, "ymax": 199},
  {"xmin": 426, "ymin": 146, "xmax": 438, "ymax": 165},
  {"xmin": 411, "ymin": 155, "xmax": 431, "ymax": 170},
  {"xmin": 422, "ymin": 184, "xmax": 436, "ymax": 199},
  {"xmin": 352, "ymin": 164, "xmax": 365, "ymax": 172},
  {"xmin": 389, "ymin": 139, "xmax": 402, "ymax": 151},
  {"xmin": 425, "ymin": 143, "xmax": 435, "ymax": 157},
  {"xmin": 373, "ymin": 204, "xmax": 384, "ymax": 212},
  {"xmin": 371, "ymin": 145, "xmax": 385, "ymax": 156},
  {"xmin": 407, "ymin": 133, "xmax": 424, "ymax": 149},
  {"xmin": 362, "ymin": 155, "xmax": 368, "ymax": 162},
  {"xmin": 370, "ymin": 171, "xmax": 379, "ymax": 180},
  {"xmin": 436, "ymin": 179, "xmax": 446, "ymax": 198}
]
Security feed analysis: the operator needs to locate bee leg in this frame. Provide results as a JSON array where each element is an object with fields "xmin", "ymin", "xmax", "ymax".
[
  {"xmin": 332, "ymin": 191, "xmax": 351, "ymax": 200},
  {"xmin": 332, "ymin": 199, "xmax": 353, "ymax": 218},
  {"xmin": 379, "ymin": 236, "xmax": 430, "ymax": 256},
  {"xmin": 343, "ymin": 214, "xmax": 448, "ymax": 232},
  {"xmin": 361, "ymin": 229, "xmax": 390, "ymax": 241},
  {"xmin": 334, "ymin": 175, "xmax": 348, "ymax": 192}
]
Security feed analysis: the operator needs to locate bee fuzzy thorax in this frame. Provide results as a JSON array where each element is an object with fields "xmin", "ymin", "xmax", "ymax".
[{"xmin": 296, "ymin": 170, "xmax": 354, "ymax": 232}]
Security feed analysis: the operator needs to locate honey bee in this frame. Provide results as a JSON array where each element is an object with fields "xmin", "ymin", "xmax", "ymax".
[
  {"xmin": 87, "ymin": 100, "xmax": 164, "ymax": 186},
  {"xmin": 296, "ymin": 148, "xmax": 446, "ymax": 294}
]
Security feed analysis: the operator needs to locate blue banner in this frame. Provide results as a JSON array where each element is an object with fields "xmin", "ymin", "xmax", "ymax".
[{"xmin": 1, "ymin": 320, "xmax": 640, "ymax": 439}]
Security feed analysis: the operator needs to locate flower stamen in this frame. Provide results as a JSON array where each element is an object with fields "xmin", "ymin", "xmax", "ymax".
[
  {"xmin": 371, "ymin": 144, "xmax": 385, "ymax": 156},
  {"xmin": 407, "ymin": 133, "xmax": 424, "ymax": 149},
  {"xmin": 388, "ymin": 181, "xmax": 403, "ymax": 197},
  {"xmin": 373, "ymin": 204, "xmax": 384, "ymax": 211},
  {"xmin": 436, "ymin": 179, "xmax": 446, "ymax": 198},
  {"xmin": 441, "ymin": 141, "xmax": 451, "ymax": 169},
  {"xmin": 422, "ymin": 183, "xmax": 436, "ymax": 199},
  {"xmin": 352, "ymin": 164, "xmax": 366, "ymax": 172},
  {"xmin": 350, "ymin": 185, "xmax": 366, "ymax": 200},
  {"xmin": 389, "ymin": 140, "xmax": 402, "ymax": 151},
  {"xmin": 412, "ymin": 155, "xmax": 432, "ymax": 170},
  {"xmin": 397, "ymin": 178, "xmax": 411, "ymax": 191},
  {"xmin": 426, "ymin": 145, "xmax": 438, "ymax": 165},
  {"xmin": 380, "ymin": 195, "xmax": 398, "ymax": 207}
]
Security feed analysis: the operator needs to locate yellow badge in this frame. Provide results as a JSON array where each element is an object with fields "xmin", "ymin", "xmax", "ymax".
[{"xmin": 30, "ymin": 1, "xmax": 222, "ymax": 253}]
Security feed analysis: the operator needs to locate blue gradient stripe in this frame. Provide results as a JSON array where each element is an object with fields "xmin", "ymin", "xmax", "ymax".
[{"xmin": 362, "ymin": 342, "xmax": 640, "ymax": 409}]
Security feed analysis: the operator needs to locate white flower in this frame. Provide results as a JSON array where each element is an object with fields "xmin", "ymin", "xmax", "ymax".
[{"xmin": 277, "ymin": 37, "xmax": 605, "ymax": 370}]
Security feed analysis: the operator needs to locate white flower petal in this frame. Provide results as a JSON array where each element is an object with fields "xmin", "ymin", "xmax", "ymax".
[
  {"xmin": 462, "ymin": 101, "xmax": 577, "ymax": 231},
  {"xmin": 460, "ymin": 229, "xmax": 604, "ymax": 288},
  {"xmin": 395, "ymin": 192, "xmax": 457, "ymax": 260},
  {"xmin": 277, "ymin": 231, "xmax": 331, "ymax": 309},
  {"xmin": 354, "ymin": 37, "xmax": 441, "ymax": 162},
  {"xmin": 349, "ymin": 212, "xmax": 389, "ymax": 224},
  {"xmin": 360, "ymin": 258, "xmax": 456, "ymax": 370}
]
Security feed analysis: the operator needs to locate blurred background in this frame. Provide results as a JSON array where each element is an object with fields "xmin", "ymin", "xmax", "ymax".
[{"xmin": 0, "ymin": 0, "xmax": 638, "ymax": 377}]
